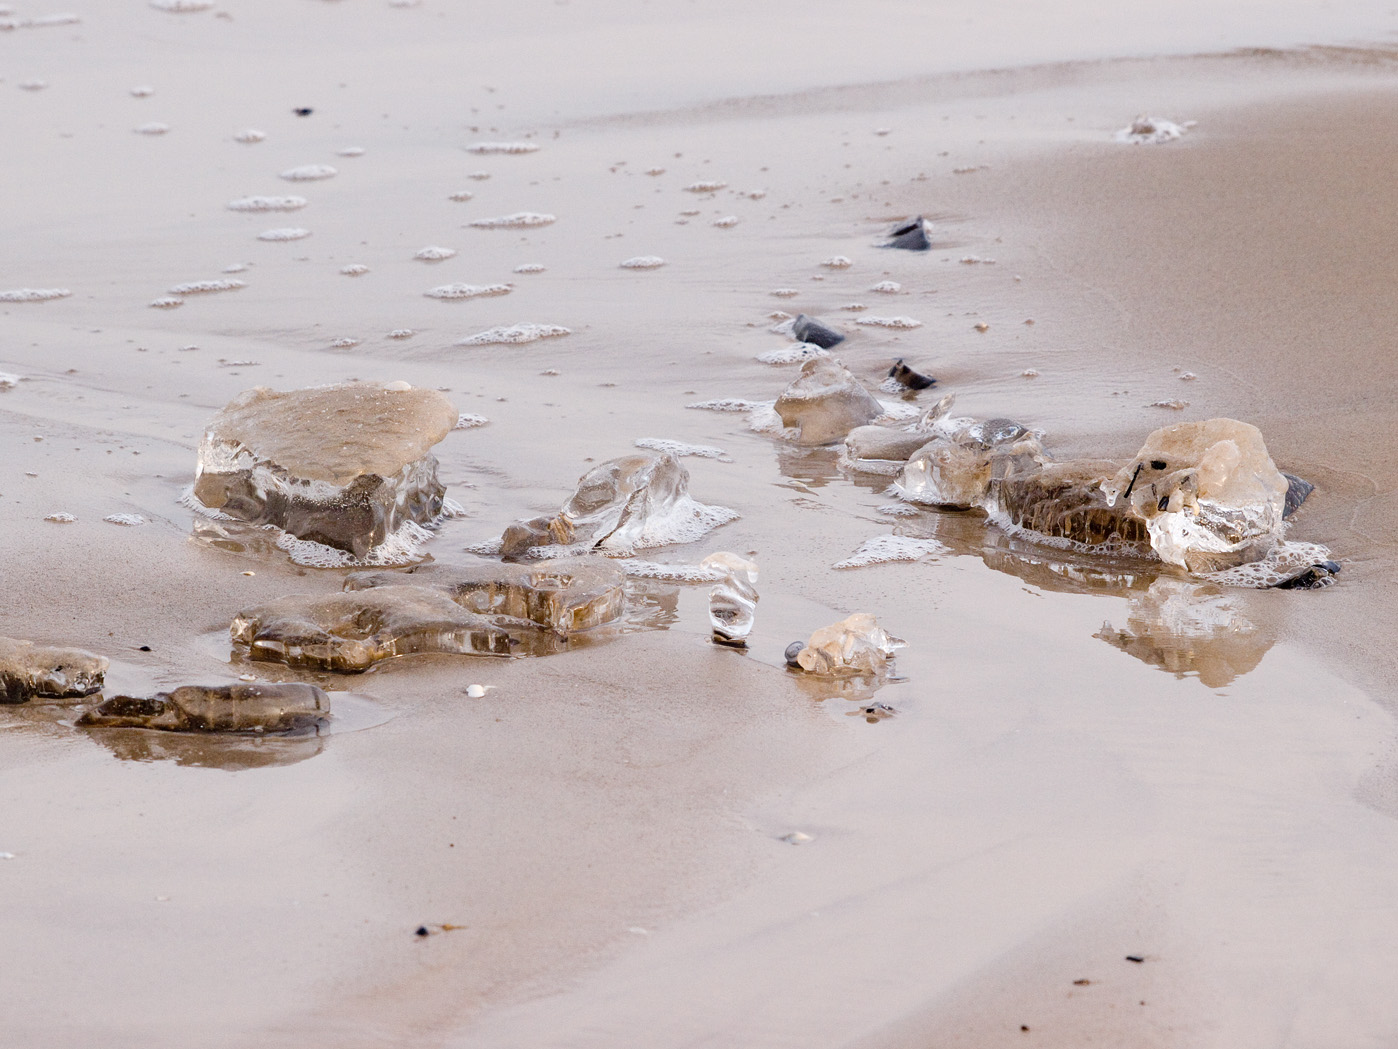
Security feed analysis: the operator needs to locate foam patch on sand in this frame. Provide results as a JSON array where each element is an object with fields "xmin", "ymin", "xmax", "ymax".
[
  {"xmin": 1202, "ymin": 541, "xmax": 1336, "ymax": 589},
  {"xmin": 415, "ymin": 246, "xmax": 457, "ymax": 261},
  {"xmin": 0, "ymin": 372, "xmax": 21, "ymax": 390},
  {"xmin": 273, "ymin": 520, "xmax": 437, "ymax": 568},
  {"xmin": 258, "ymin": 228, "xmax": 310, "ymax": 241},
  {"xmin": 757, "ymin": 343, "xmax": 826, "ymax": 365},
  {"xmin": 469, "ymin": 212, "xmax": 556, "ymax": 229},
  {"xmin": 856, "ymin": 315, "xmax": 923, "ymax": 329},
  {"xmin": 634, "ymin": 438, "xmax": 732, "ymax": 461},
  {"xmin": 425, "ymin": 283, "xmax": 512, "ymax": 300},
  {"xmin": 168, "ymin": 279, "xmax": 244, "ymax": 295},
  {"xmin": 280, "ymin": 164, "xmax": 337, "ymax": 181},
  {"xmin": 227, "ymin": 196, "xmax": 307, "ymax": 212},
  {"xmin": 617, "ymin": 560, "xmax": 725, "ymax": 582},
  {"xmin": 455, "ymin": 413, "xmax": 489, "ymax": 429},
  {"xmin": 455, "ymin": 324, "xmax": 569, "ymax": 345},
  {"xmin": 620, "ymin": 256, "xmax": 666, "ymax": 269},
  {"xmin": 832, "ymin": 535, "xmax": 947, "ymax": 569},
  {"xmin": 0, "ymin": 288, "xmax": 70, "ymax": 302},
  {"xmin": 466, "ymin": 142, "xmax": 540, "ymax": 154}
]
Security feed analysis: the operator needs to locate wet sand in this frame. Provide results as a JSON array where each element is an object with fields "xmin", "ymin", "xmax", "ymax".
[{"xmin": 4, "ymin": 4, "xmax": 1398, "ymax": 1047}]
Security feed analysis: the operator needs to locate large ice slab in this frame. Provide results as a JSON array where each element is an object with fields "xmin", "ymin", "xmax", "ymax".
[
  {"xmin": 189, "ymin": 382, "xmax": 458, "ymax": 561},
  {"xmin": 499, "ymin": 452, "xmax": 738, "ymax": 557},
  {"xmin": 344, "ymin": 557, "xmax": 625, "ymax": 633},
  {"xmin": 77, "ymin": 683, "xmax": 329, "ymax": 732},
  {"xmin": 0, "ymin": 636, "xmax": 107, "ymax": 704},
  {"xmin": 230, "ymin": 586, "xmax": 558, "ymax": 670},
  {"xmin": 775, "ymin": 357, "xmax": 883, "ymax": 446}
]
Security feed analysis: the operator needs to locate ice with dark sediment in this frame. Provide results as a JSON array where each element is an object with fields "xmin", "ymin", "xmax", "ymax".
[
  {"xmin": 499, "ymin": 452, "xmax": 738, "ymax": 558},
  {"xmin": 775, "ymin": 357, "xmax": 884, "ymax": 446},
  {"xmin": 344, "ymin": 558, "xmax": 625, "ymax": 634},
  {"xmin": 77, "ymin": 683, "xmax": 329, "ymax": 733},
  {"xmin": 0, "ymin": 636, "xmax": 107, "ymax": 704},
  {"xmin": 790, "ymin": 614, "xmax": 905, "ymax": 675},
  {"xmin": 230, "ymin": 586, "xmax": 553, "ymax": 670},
  {"xmin": 702, "ymin": 552, "xmax": 758, "ymax": 646},
  {"xmin": 187, "ymin": 382, "xmax": 458, "ymax": 564}
]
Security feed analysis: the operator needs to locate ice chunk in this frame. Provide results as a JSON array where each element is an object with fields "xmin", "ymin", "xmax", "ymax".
[
  {"xmin": 77, "ymin": 683, "xmax": 329, "ymax": 733},
  {"xmin": 775, "ymin": 357, "xmax": 883, "ymax": 446},
  {"xmin": 1101, "ymin": 418, "xmax": 1290, "ymax": 573},
  {"xmin": 791, "ymin": 614, "xmax": 905, "ymax": 675},
  {"xmin": 344, "ymin": 557, "xmax": 625, "ymax": 633},
  {"xmin": 0, "ymin": 636, "xmax": 107, "ymax": 704},
  {"xmin": 230, "ymin": 586, "xmax": 554, "ymax": 670},
  {"xmin": 499, "ymin": 452, "xmax": 738, "ymax": 557},
  {"xmin": 883, "ymin": 216, "xmax": 930, "ymax": 251},
  {"xmin": 189, "ymin": 382, "xmax": 457, "ymax": 560},
  {"xmin": 990, "ymin": 458, "xmax": 1151, "ymax": 556},
  {"xmin": 842, "ymin": 425, "xmax": 938, "ymax": 475},
  {"xmin": 280, "ymin": 164, "xmax": 337, "ymax": 181},
  {"xmin": 791, "ymin": 314, "xmax": 845, "ymax": 349},
  {"xmin": 702, "ymin": 552, "xmax": 757, "ymax": 646},
  {"xmin": 895, "ymin": 417, "xmax": 1044, "ymax": 508}
]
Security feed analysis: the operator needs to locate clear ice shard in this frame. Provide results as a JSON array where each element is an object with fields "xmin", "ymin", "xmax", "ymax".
[
  {"xmin": 77, "ymin": 682, "xmax": 329, "ymax": 732},
  {"xmin": 343, "ymin": 557, "xmax": 625, "ymax": 633},
  {"xmin": 792, "ymin": 613, "xmax": 905, "ymax": 675},
  {"xmin": 230, "ymin": 585, "xmax": 555, "ymax": 670},
  {"xmin": 1101, "ymin": 418, "xmax": 1290, "ymax": 573},
  {"xmin": 775, "ymin": 357, "xmax": 884, "ymax": 446},
  {"xmin": 701, "ymin": 552, "xmax": 758, "ymax": 646},
  {"xmin": 189, "ymin": 382, "xmax": 459, "ymax": 560},
  {"xmin": 0, "ymin": 636, "xmax": 108, "ymax": 704},
  {"xmin": 895, "ymin": 416, "xmax": 1045, "ymax": 508},
  {"xmin": 499, "ymin": 452, "xmax": 738, "ymax": 558}
]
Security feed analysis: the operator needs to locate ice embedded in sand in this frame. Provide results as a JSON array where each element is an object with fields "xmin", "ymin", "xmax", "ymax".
[
  {"xmin": 0, "ymin": 288, "xmax": 70, "ymax": 302},
  {"xmin": 77, "ymin": 683, "xmax": 329, "ymax": 733},
  {"xmin": 702, "ymin": 552, "xmax": 757, "ymax": 646},
  {"xmin": 344, "ymin": 557, "xmax": 625, "ymax": 634},
  {"xmin": 189, "ymin": 382, "xmax": 458, "ymax": 562},
  {"xmin": 775, "ymin": 357, "xmax": 884, "ymax": 446},
  {"xmin": 424, "ymin": 283, "xmax": 512, "ymax": 300},
  {"xmin": 0, "ymin": 636, "xmax": 107, "ymax": 704},
  {"xmin": 792, "ymin": 614, "xmax": 905, "ymax": 675},
  {"xmin": 499, "ymin": 452, "xmax": 738, "ymax": 558},
  {"xmin": 230, "ymin": 586, "xmax": 548, "ymax": 670},
  {"xmin": 226, "ymin": 196, "xmax": 306, "ymax": 212},
  {"xmin": 468, "ymin": 213, "xmax": 556, "ymax": 229},
  {"xmin": 455, "ymin": 324, "xmax": 568, "ymax": 345},
  {"xmin": 279, "ymin": 164, "xmax": 337, "ymax": 181}
]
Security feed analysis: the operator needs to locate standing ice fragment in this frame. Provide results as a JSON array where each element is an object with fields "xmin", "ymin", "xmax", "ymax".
[
  {"xmin": 702, "ymin": 552, "xmax": 758, "ymax": 646},
  {"xmin": 775, "ymin": 357, "xmax": 883, "ymax": 446},
  {"xmin": 0, "ymin": 637, "xmax": 108, "ymax": 704}
]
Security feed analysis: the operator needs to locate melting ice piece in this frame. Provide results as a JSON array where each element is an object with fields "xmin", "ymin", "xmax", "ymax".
[
  {"xmin": 792, "ymin": 614, "xmax": 904, "ymax": 675},
  {"xmin": 895, "ymin": 417, "xmax": 1043, "ymax": 508},
  {"xmin": 842, "ymin": 425, "xmax": 938, "ymax": 474},
  {"xmin": 230, "ymin": 586, "xmax": 552, "ymax": 670},
  {"xmin": 702, "ymin": 552, "xmax": 757, "ymax": 646},
  {"xmin": 499, "ymin": 452, "xmax": 738, "ymax": 557},
  {"xmin": 1115, "ymin": 117, "xmax": 1189, "ymax": 144},
  {"xmin": 189, "ymin": 382, "xmax": 458, "ymax": 560},
  {"xmin": 883, "ymin": 216, "xmax": 930, "ymax": 251},
  {"xmin": 1101, "ymin": 418, "xmax": 1290, "ymax": 573},
  {"xmin": 775, "ymin": 357, "xmax": 885, "ymax": 446},
  {"xmin": 792, "ymin": 314, "xmax": 845, "ymax": 349},
  {"xmin": 77, "ymin": 683, "xmax": 329, "ymax": 732},
  {"xmin": 0, "ymin": 636, "xmax": 107, "ymax": 704},
  {"xmin": 344, "ymin": 557, "xmax": 625, "ymax": 633}
]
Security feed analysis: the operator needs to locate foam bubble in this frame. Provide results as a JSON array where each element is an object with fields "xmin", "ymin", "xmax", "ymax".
[
  {"xmin": 226, "ymin": 195, "xmax": 306, "ymax": 212},
  {"xmin": 620, "ymin": 256, "xmax": 665, "ymax": 269},
  {"xmin": 149, "ymin": 297, "xmax": 183, "ymax": 309},
  {"xmin": 150, "ymin": 0, "xmax": 213, "ymax": 10},
  {"xmin": 856, "ymin": 315, "xmax": 922, "ymax": 328},
  {"xmin": 104, "ymin": 513, "xmax": 146, "ymax": 527},
  {"xmin": 412, "ymin": 247, "xmax": 454, "ymax": 262},
  {"xmin": 340, "ymin": 264, "xmax": 370, "ymax": 276},
  {"xmin": 387, "ymin": 328, "xmax": 415, "ymax": 339},
  {"xmin": 329, "ymin": 338, "xmax": 361, "ymax": 349},
  {"xmin": 756, "ymin": 343, "xmax": 826, "ymax": 365},
  {"xmin": 0, "ymin": 288, "xmax": 70, "ymax": 302},
  {"xmin": 133, "ymin": 122, "xmax": 170, "ymax": 135},
  {"xmin": 455, "ymin": 323, "xmax": 569, "ymax": 345},
  {"xmin": 634, "ymin": 438, "xmax": 732, "ymax": 461},
  {"xmin": 684, "ymin": 181, "xmax": 726, "ymax": 193},
  {"xmin": 44, "ymin": 512, "xmax": 76, "ymax": 523},
  {"xmin": 870, "ymin": 280, "xmax": 901, "ymax": 293},
  {"xmin": 821, "ymin": 256, "xmax": 853, "ymax": 269},
  {"xmin": 279, "ymin": 164, "xmax": 337, "ymax": 181},
  {"xmin": 712, "ymin": 216, "xmax": 739, "ymax": 228},
  {"xmin": 168, "ymin": 279, "xmax": 244, "ymax": 295},
  {"xmin": 424, "ymin": 282, "xmax": 512, "ymax": 300},
  {"xmin": 468, "ymin": 212, "xmax": 556, "ymax": 229},
  {"xmin": 233, "ymin": 129, "xmax": 266, "ymax": 143},
  {"xmin": 833, "ymin": 535, "xmax": 946, "ymax": 569},
  {"xmin": 258, "ymin": 228, "xmax": 311, "ymax": 241},
  {"xmin": 466, "ymin": 141, "xmax": 539, "ymax": 154},
  {"xmin": 455, "ymin": 413, "xmax": 489, "ymax": 429},
  {"xmin": 513, "ymin": 263, "xmax": 545, "ymax": 274},
  {"xmin": 448, "ymin": 191, "xmax": 474, "ymax": 202}
]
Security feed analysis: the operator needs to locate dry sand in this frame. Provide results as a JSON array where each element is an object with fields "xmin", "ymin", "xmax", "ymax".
[{"xmin": 3, "ymin": 3, "xmax": 1398, "ymax": 1047}]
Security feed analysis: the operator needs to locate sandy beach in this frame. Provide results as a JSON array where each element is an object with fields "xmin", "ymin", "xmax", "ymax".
[{"xmin": 4, "ymin": 3, "xmax": 1398, "ymax": 1046}]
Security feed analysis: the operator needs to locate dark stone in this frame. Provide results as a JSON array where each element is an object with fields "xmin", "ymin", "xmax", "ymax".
[
  {"xmin": 888, "ymin": 358, "xmax": 936, "ymax": 390},
  {"xmin": 792, "ymin": 314, "xmax": 845, "ymax": 349},
  {"xmin": 1272, "ymin": 560, "xmax": 1341, "ymax": 590},
  {"xmin": 884, "ymin": 216, "xmax": 930, "ymax": 251},
  {"xmin": 1282, "ymin": 473, "xmax": 1315, "ymax": 518}
]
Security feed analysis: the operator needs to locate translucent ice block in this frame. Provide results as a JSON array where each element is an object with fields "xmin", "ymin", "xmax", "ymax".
[
  {"xmin": 77, "ymin": 682, "xmax": 329, "ymax": 732},
  {"xmin": 0, "ymin": 636, "xmax": 108, "ymax": 704},
  {"xmin": 499, "ymin": 452, "xmax": 738, "ymax": 557},
  {"xmin": 701, "ymin": 552, "xmax": 758, "ymax": 646},
  {"xmin": 895, "ymin": 417, "xmax": 1045, "ymax": 508},
  {"xmin": 344, "ymin": 557, "xmax": 625, "ymax": 633},
  {"xmin": 775, "ymin": 357, "xmax": 884, "ymax": 446},
  {"xmin": 990, "ymin": 458, "xmax": 1152, "ymax": 555},
  {"xmin": 190, "ymin": 382, "xmax": 458, "ymax": 560},
  {"xmin": 793, "ymin": 613, "xmax": 905, "ymax": 675},
  {"xmin": 230, "ymin": 585, "xmax": 553, "ymax": 670}
]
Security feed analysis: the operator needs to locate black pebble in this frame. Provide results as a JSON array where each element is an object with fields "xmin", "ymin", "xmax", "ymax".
[
  {"xmin": 415, "ymin": 926, "xmax": 430, "ymax": 937},
  {"xmin": 1282, "ymin": 472, "xmax": 1315, "ymax": 518},
  {"xmin": 138, "ymin": 645, "xmax": 151, "ymax": 652},
  {"xmin": 1272, "ymin": 561, "xmax": 1341, "ymax": 590},
  {"xmin": 1125, "ymin": 955, "xmax": 1145, "ymax": 963},
  {"xmin": 294, "ymin": 107, "xmax": 313, "ymax": 117},
  {"xmin": 784, "ymin": 641, "xmax": 804, "ymax": 667},
  {"xmin": 792, "ymin": 313, "xmax": 844, "ymax": 349},
  {"xmin": 888, "ymin": 358, "xmax": 936, "ymax": 390}
]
